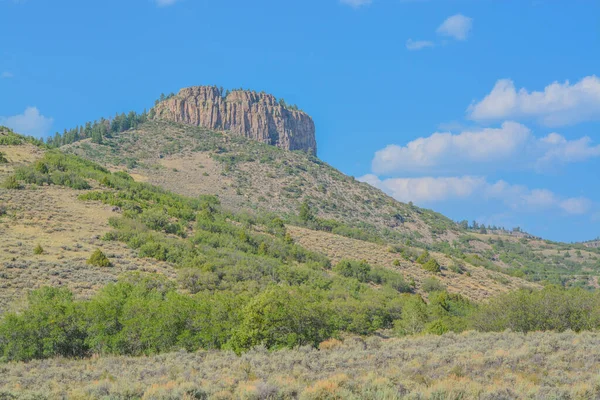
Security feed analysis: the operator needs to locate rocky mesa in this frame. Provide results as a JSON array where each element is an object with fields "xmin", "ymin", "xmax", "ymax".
[{"xmin": 152, "ymin": 86, "xmax": 317, "ymax": 155}]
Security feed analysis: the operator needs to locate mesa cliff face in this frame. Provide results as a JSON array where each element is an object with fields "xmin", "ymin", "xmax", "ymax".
[{"xmin": 152, "ymin": 86, "xmax": 317, "ymax": 155}]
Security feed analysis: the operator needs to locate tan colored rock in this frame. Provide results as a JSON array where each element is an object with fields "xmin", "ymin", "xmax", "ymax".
[{"xmin": 152, "ymin": 86, "xmax": 317, "ymax": 155}]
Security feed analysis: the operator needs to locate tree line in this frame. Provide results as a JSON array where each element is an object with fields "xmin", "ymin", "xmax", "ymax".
[{"xmin": 45, "ymin": 110, "xmax": 150, "ymax": 148}]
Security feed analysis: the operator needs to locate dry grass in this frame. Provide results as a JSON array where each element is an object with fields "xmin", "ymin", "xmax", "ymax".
[
  {"xmin": 1, "ymin": 331, "xmax": 600, "ymax": 399},
  {"xmin": 0, "ymin": 144, "xmax": 44, "ymax": 175},
  {"xmin": 0, "ymin": 184, "xmax": 176, "ymax": 314},
  {"xmin": 287, "ymin": 226, "xmax": 539, "ymax": 301}
]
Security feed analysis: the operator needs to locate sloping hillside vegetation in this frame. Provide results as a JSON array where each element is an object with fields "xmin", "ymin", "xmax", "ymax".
[
  {"xmin": 1, "ymin": 144, "xmax": 599, "ymax": 361},
  {"xmin": 60, "ymin": 120, "xmax": 600, "ymax": 288},
  {"xmin": 63, "ymin": 120, "xmax": 457, "ymax": 245},
  {"xmin": 2, "ymin": 125, "xmax": 600, "ymax": 398},
  {"xmin": 0, "ymin": 150, "xmax": 450, "ymax": 361}
]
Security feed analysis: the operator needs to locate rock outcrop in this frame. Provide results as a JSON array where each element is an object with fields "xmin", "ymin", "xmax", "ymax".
[{"xmin": 152, "ymin": 86, "xmax": 317, "ymax": 155}]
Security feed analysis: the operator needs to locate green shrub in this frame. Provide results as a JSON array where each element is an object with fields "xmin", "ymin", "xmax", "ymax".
[
  {"xmin": 416, "ymin": 250, "xmax": 430, "ymax": 265},
  {"xmin": 332, "ymin": 260, "xmax": 411, "ymax": 292},
  {"xmin": 33, "ymin": 244, "xmax": 44, "ymax": 255},
  {"xmin": 0, "ymin": 152, "xmax": 8, "ymax": 164},
  {"xmin": 425, "ymin": 320, "xmax": 449, "ymax": 335},
  {"xmin": 449, "ymin": 263, "xmax": 464, "ymax": 274},
  {"xmin": 87, "ymin": 249, "xmax": 112, "ymax": 267},
  {"xmin": 423, "ymin": 258, "xmax": 441, "ymax": 274},
  {"xmin": 334, "ymin": 259, "xmax": 371, "ymax": 282},
  {"xmin": 394, "ymin": 296, "xmax": 429, "ymax": 336},
  {"xmin": 2, "ymin": 176, "xmax": 22, "ymax": 190},
  {"xmin": 0, "ymin": 287, "xmax": 87, "ymax": 362},
  {"xmin": 422, "ymin": 277, "xmax": 445, "ymax": 293},
  {"xmin": 471, "ymin": 286, "xmax": 600, "ymax": 333},
  {"xmin": 227, "ymin": 286, "xmax": 332, "ymax": 353}
]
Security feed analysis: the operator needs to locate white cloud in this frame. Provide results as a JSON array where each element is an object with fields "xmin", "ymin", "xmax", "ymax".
[
  {"xmin": 0, "ymin": 107, "xmax": 53, "ymax": 137},
  {"xmin": 155, "ymin": 0, "xmax": 180, "ymax": 7},
  {"xmin": 560, "ymin": 197, "xmax": 592, "ymax": 215},
  {"xmin": 1, "ymin": 72, "xmax": 13, "ymax": 79},
  {"xmin": 468, "ymin": 76, "xmax": 600, "ymax": 126},
  {"xmin": 406, "ymin": 39, "xmax": 434, "ymax": 51},
  {"xmin": 371, "ymin": 123, "xmax": 600, "ymax": 175},
  {"xmin": 359, "ymin": 174, "xmax": 592, "ymax": 215},
  {"xmin": 436, "ymin": 14, "xmax": 472, "ymax": 41},
  {"xmin": 537, "ymin": 134, "xmax": 600, "ymax": 168},
  {"xmin": 521, "ymin": 189, "xmax": 558, "ymax": 209},
  {"xmin": 340, "ymin": 0, "xmax": 372, "ymax": 8},
  {"xmin": 360, "ymin": 175, "xmax": 484, "ymax": 203},
  {"xmin": 372, "ymin": 122, "xmax": 531, "ymax": 174}
]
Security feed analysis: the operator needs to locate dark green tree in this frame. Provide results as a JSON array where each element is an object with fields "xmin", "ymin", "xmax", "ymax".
[{"xmin": 299, "ymin": 201, "xmax": 314, "ymax": 223}]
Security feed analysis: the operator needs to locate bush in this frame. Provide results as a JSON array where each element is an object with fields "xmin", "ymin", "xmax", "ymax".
[
  {"xmin": 334, "ymin": 260, "xmax": 371, "ymax": 282},
  {"xmin": 422, "ymin": 277, "xmax": 445, "ymax": 293},
  {"xmin": 0, "ymin": 287, "xmax": 87, "ymax": 362},
  {"xmin": 449, "ymin": 263, "xmax": 464, "ymax": 274},
  {"xmin": 140, "ymin": 209, "xmax": 170, "ymax": 231},
  {"xmin": 0, "ymin": 151, "xmax": 8, "ymax": 164},
  {"xmin": 416, "ymin": 250, "xmax": 430, "ymax": 265},
  {"xmin": 471, "ymin": 286, "xmax": 600, "ymax": 333},
  {"xmin": 423, "ymin": 258, "xmax": 441, "ymax": 274},
  {"xmin": 2, "ymin": 176, "xmax": 21, "ymax": 190},
  {"xmin": 394, "ymin": 296, "xmax": 429, "ymax": 336},
  {"xmin": 332, "ymin": 260, "xmax": 411, "ymax": 293},
  {"xmin": 87, "ymin": 249, "xmax": 112, "ymax": 267},
  {"xmin": 33, "ymin": 244, "xmax": 44, "ymax": 255},
  {"xmin": 227, "ymin": 286, "xmax": 332, "ymax": 353}
]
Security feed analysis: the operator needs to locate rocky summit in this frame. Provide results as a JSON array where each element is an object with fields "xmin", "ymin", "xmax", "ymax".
[{"xmin": 152, "ymin": 86, "xmax": 317, "ymax": 155}]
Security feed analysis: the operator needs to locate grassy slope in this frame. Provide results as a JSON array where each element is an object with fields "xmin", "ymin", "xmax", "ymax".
[
  {"xmin": 1, "ymin": 331, "xmax": 600, "ymax": 399},
  {"xmin": 288, "ymin": 226, "xmax": 537, "ymax": 301},
  {"xmin": 0, "ymin": 138, "xmax": 517, "ymax": 309},
  {"xmin": 63, "ymin": 120, "xmax": 600, "ymax": 288},
  {"xmin": 0, "ymin": 142, "xmax": 176, "ymax": 313},
  {"xmin": 63, "ymin": 120, "xmax": 458, "ymax": 245}
]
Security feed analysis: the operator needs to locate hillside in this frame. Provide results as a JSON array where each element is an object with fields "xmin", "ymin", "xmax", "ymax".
[
  {"xmin": 63, "ymin": 119, "xmax": 457, "ymax": 244},
  {"xmin": 61, "ymin": 113, "xmax": 600, "ymax": 289},
  {"xmin": 2, "ymin": 101, "xmax": 600, "ymax": 398}
]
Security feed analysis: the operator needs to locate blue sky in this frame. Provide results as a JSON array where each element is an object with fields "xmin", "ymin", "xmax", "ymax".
[{"xmin": 1, "ymin": 0, "xmax": 599, "ymax": 242}]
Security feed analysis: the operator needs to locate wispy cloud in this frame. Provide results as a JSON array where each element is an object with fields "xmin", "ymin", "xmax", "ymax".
[
  {"xmin": 468, "ymin": 75, "xmax": 600, "ymax": 126},
  {"xmin": 0, "ymin": 107, "xmax": 53, "ymax": 137},
  {"xmin": 340, "ymin": 0, "xmax": 372, "ymax": 8},
  {"xmin": 406, "ymin": 13, "xmax": 472, "ymax": 52},
  {"xmin": 560, "ymin": 197, "xmax": 592, "ymax": 215},
  {"xmin": 436, "ymin": 14, "xmax": 473, "ymax": 41},
  {"xmin": 360, "ymin": 174, "xmax": 592, "ymax": 215},
  {"xmin": 406, "ymin": 39, "xmax": 434, "ymax": 51},
  {"xmin": 1, "ymin": 72, "xmax": 13, "ymax": 79}
]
